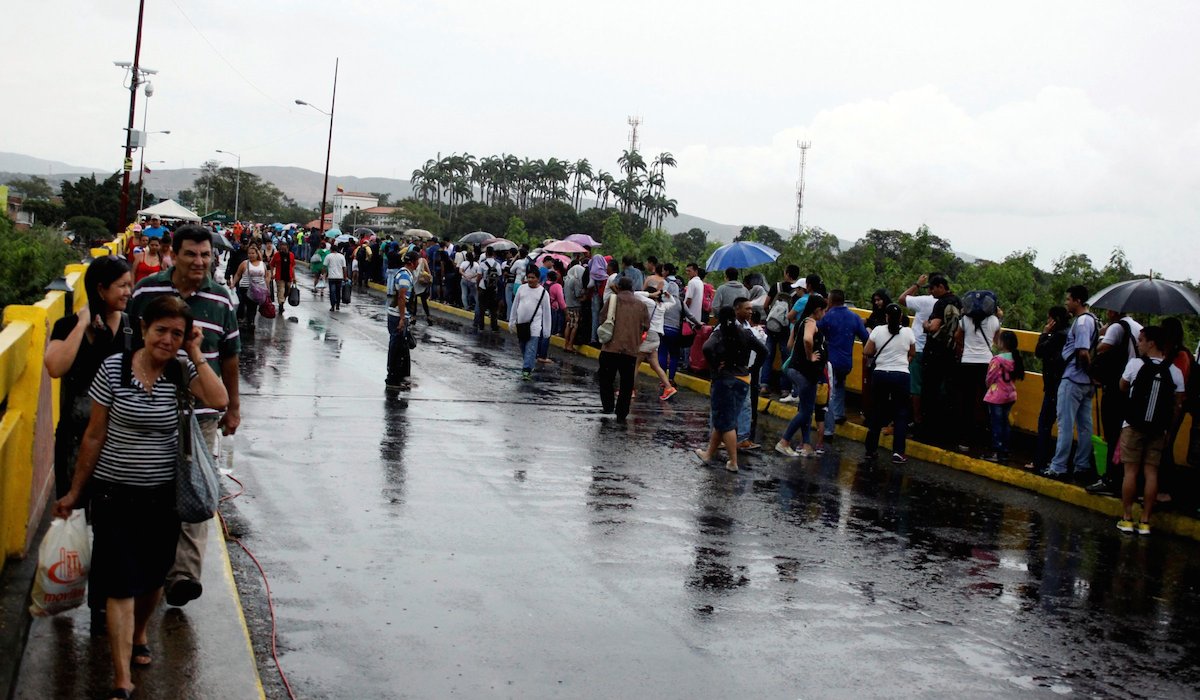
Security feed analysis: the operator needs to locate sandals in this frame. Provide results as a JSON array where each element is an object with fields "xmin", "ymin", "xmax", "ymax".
[
  {"xmin": 131, "ymin": 643, "xmax": 152, "ymax": 667},
  {"xmin": 109, "ymin": 687, "xmax": 134, "ymax": 698}
]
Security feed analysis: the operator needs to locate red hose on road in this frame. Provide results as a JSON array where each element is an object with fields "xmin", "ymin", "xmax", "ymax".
[{"xmin": 219, "ymin": 473, "xmax": 298, "ymax": 700}]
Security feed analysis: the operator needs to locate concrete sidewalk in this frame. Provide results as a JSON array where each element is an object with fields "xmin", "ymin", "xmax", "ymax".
[{"xmin": 9, "ymin": 516, "xmax": 264, "ymax": 699}]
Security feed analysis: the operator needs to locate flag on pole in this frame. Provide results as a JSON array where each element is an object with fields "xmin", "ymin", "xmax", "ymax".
[
  {"xmin": 143, "ymin": 164, "xmax": 152, "ymax": 174},
  {"xmin": 336, "ymin": 185, "xmax": 344, "ymax": 193}
]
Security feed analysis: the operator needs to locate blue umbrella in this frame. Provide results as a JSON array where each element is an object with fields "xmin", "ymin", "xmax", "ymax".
[{"xmin": 705, "ymin": 241, "xmax": 780, "ymax": 271}]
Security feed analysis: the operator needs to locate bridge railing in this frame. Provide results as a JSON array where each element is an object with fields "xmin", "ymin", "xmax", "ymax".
[
  {"xmin": 840, "ymin": 308, "xmax": 1192, "ymax": 463},
  {"xmin": 0, "ymin": 237, "xmax": 127, "ymax": 576}
]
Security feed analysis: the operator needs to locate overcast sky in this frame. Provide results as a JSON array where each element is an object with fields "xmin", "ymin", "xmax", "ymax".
[{"xmin": 10, "ymin": 1, "xmax": 1199, "ymax": 279}]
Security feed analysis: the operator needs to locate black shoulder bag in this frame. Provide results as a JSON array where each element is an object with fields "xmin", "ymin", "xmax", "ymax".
[{"xmin": 516, "ymin": 288, "xmax": 547, "ymax": 344}]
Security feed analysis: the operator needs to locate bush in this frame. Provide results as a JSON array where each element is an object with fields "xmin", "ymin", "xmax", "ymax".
[
  {"xmin": 0, "ymin": 217, "xmax": 80, "ymax": 312},
  {"xmin": 65, "ymin": 216, "xmax": 110, "ymax": 246}
]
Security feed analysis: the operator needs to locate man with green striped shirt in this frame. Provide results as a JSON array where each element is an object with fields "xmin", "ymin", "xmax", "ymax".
[{"xmin": 127, "ymin": 224, "xmax": 241, "ymax": 607}]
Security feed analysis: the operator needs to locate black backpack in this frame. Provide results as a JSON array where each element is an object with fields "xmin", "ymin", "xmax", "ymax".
[
  {"xmin": 1126, "ymin": 357, "xmax": 1177, "ymax": 432},
  {"xmin": 1088, "ymin": 319, "xmax": 1132, "ymax": 387},
  {"xmin": 482, "ymin": 260, "xmax": 503, "ymax": 290}
]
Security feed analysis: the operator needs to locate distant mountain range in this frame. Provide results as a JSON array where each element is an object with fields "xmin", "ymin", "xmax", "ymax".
[{"xmin": 0, "ymin": 150, "xmax": 852, "ymax": 249}]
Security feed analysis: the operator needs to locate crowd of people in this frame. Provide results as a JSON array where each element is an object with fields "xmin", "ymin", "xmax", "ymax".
[{"xmin": 41, "ymin": 214, "xmax": 1197, "ymax": 694}]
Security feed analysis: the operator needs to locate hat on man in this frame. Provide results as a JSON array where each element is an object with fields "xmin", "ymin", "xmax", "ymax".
[{"xmin": 791, "ymin": 278, "xmax": 806, "ymax": 289}]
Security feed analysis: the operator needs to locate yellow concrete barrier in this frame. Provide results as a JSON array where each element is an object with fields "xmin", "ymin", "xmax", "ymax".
[{"xmin": 0, "ymin": 231, "xmax": 130, "ymax": 575}]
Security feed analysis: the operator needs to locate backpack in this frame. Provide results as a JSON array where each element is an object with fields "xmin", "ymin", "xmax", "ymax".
[
  {"xmin": 1126, "ymin": 357, "xmax": 1177, "ymax": 432},
  {"xmin": 482, "ymin": 260, "xmax": 503, "ymax": 290},
  {"xmin": 702, "ymin": 283, "xmax": 715, "ymax": 314},
  {"xmin": 1088, "ymin": 319, "xmax": 1133, "ymax": 387},
  {"xmin": 927, "ymin": 298, "xmax": 962, "ymax": 356},
  {"xmin": 961, "ymin": 290, "xmax": 998, "ymax": 335},
  {"xmin": 766, "ymin": 283, "xmax": 792, "ymax": 334}
]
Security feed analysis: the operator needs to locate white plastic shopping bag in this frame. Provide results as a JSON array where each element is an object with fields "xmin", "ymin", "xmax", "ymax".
[{"xmin": 29, "ymin": 510, "xmax": 91, "ymax": 617}]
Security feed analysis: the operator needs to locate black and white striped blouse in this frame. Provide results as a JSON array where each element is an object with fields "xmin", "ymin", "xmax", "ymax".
[{"xmin": 88, "ymin": 353, "xmax": 198, "ymax": 486}]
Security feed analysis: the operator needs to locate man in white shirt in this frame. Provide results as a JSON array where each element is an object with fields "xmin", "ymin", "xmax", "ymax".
[
  {"xmin": 898, "ymin": 273, "xmax": 937, "ymax": 426},
  {"xmin": 324, "ymin": 245, "xmax": 348, "ymax": 312},
  {"xmin": 474, "ymin": 247, "xmax": 504, "ymax": 332},
  {"xmin": 1115, "ymin": 325, "xmax": 1185, "ymax": 535},
  {"xmin": 682, "ymin": 263, "xmax": 705, "ymax": 368}
]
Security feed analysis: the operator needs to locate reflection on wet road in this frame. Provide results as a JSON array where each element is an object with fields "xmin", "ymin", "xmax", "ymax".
[{"xmin": 229, "ymin": 285, "xmax": 1200, "ymax": 699}]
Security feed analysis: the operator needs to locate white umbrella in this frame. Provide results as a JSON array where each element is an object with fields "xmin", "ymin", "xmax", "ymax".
[{"xmin": 405, "ymin": 228, "xmax": 434, "ymax": 240}]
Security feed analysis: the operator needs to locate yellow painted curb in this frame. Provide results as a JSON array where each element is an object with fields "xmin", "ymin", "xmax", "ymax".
[
  {"xmin": 413, "ymin": 300, "xmax": 1200, "ymax": 540},
  {"xmin": 213, "ymin": 518, "xmax": 268, "ymax": 700}
]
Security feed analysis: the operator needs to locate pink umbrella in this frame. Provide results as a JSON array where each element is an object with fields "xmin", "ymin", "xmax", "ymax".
[
  {"xmin": 543, "ymin": 239, "xmax": 588, "ymax": 254},
  {"xmin": 537, "ymin": 253, "xmax": 571, "ymax": 268},
  {"xmin": 565, "ymin": 233, "xmax": 600, "ymax": 248}
]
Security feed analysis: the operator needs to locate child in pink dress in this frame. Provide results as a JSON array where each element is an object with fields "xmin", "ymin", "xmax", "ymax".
[{"xmin": 984, "ymin": 331, "xmax": 1025, "ymax": 463}]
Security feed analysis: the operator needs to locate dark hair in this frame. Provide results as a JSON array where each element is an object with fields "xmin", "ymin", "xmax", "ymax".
[
  {"xmin": 801, "ymin": 293, "xmax": 827, "ymax": 321},
  {"xmin": 885, "ymin": 303, "xmax": 903, "ymax": 335},
  {"xmin": 732, "ymin": 296, "xmax": 750, "ymax": 308},
  {"xmin": 525, "ymin": 267, "xmax": 540, "ymax": 279},
  {"xmin": 1047, "ymin": 305, "xmax": 1070, "ymax": 328},
  {"xmin": 662, "ymin": 262, "xmax": 676, "ymax": 276},
  {"xmin": 785, "ymin": 264, "xmax": 800, "ymax": 280},
  {"xmin": 929, "ymin": 274, "xmax": 950, "ymax": 290},
  {"xmin": 998, "ymin": 330, "xmax": 1025, "ymax": 380},
  {"xmin": 84, "ymin": 256, "xmax": 132, "ymax": 320},
  {"xmin": 1161, "ymin": 317, "xmax": 1184, "ymax": 352},
  {"xmin": 806, "ymin": 273, "xmax": 822, "ymax": 289},
  {"xmin": 724, "ymin": 266, "xmax": 738, "ymax": 281},
  {"xmin": 686, "ymin": 262, "xmax": 700, "ymax": 273},
  {"xmin": 1141, "ymin": 325, "xmax": 1164, "ymax": 351},
  {"xmin": 172, "ymin": 224, "xmax": 211, "ymax": 253},
  {"xmin": 872, "ymin": 288, "xmax": 891, "ymax": 306},
  {"xmin": 750, "ymin": 308, "xmax": 763, "ymax": 324},
  {"xmin": 829, "ymin": 289, "xmax": 846, "ymax": 306},
  {"xmin": 547, "ymin": 270, "xmax": 559, "ymax": 283},
  {"xmin": 466, "ymin": 251, "xmax": 476, "ymax": 263},
  {"xmin": 1066, "ymin": 285, "xmax": 1089, "ymax": 304},
  {"xmin": 608, "ymin": 259, "xmax": 620, "ymax": 274},
  {"xmin": 141, "ymin": 295, "xmax": 193, "ymax": 338},
  {"xmin": 616, "ymin": 276, "xmax": 634, "ymax": 292}
]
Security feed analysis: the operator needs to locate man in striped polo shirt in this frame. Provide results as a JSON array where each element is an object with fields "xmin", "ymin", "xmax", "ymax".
[{"xmin": 127, "ymin": 224, "xmax": 241, "ymax": 607}]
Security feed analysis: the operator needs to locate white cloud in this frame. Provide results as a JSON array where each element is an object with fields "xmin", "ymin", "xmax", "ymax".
[{"xmin": 669, "ymin": 86, "xmax": 1200, "ymax": 279}]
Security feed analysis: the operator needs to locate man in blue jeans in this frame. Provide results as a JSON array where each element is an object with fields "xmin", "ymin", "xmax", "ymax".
[
  {"xmin": 761, "ymin": 264, "xmax": 801, "ymax": 395},
  {"xmin": 1041, "ymin": 285, "xmax": 1098, "ymax": 479},
  {"xmin": 818, "ymin": 289, "xmax": 869, "ymax": 442}
]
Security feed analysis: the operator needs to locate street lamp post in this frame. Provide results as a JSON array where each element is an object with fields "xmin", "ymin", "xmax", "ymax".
[
  {"xmin": 137, "ymin": 80, "xmax": 170, "ymax": 212},
  {"xmin": 215, "ymin": 149, "xmax": 242, "ymax": 222},
  {"xmin": 296, "ymin": 57, "xmax": 339, "ymax": 234}
]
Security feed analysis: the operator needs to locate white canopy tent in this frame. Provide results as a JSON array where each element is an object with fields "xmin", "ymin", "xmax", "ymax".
[{"xmin": 137, "ymin": 199, "xmax": 201, "ymax": 222}]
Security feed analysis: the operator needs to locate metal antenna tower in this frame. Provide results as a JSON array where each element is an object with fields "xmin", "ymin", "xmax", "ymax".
[
  {"xmin": 794, "ymin": 140, "xmax": 811, "ymax": 233},
  {"xmin": 627, "ymin": 116, "xmax": 642, "ymax": 153}
]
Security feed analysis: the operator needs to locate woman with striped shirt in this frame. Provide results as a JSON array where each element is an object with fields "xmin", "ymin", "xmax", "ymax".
[{"xmin": 54, "ymin": 295, "xmax": 227, "ymax": 700}]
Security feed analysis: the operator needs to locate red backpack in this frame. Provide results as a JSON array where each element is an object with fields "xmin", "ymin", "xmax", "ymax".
[
  {"xmin": 688, "ymin": 325, "xmax": 715, "ymax": 372},
  {"xmin": 702, "ymin": 283, "xmax": 715, "ymax": 314}
]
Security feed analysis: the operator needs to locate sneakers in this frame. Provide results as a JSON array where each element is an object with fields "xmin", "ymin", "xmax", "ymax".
[
  {"xmin": 736, "ymin": 440, "xmax": 761, "ymax": 451},
  {"xmin": 1085, "ymin": 479, "xmax": 1118, "ymax": 496},
  {"xmin": 660, "ymin": 386, "xmax": 678, "ymax": 401},
  {"xmin": 778, "ymin": 394, "xmax": 798, "ymax": 404},
  {"xmin": 774, "ymin": 441, "xmax": 800, "ymax": 457},
  {"xmin": 521, "ymin": 370, "xmax": 532, "ymax": 381},
  {"xmin": 1136, "ymin": 522, "xmax": 1152, "ymax": 536},
  {"xmin": 982, "ymin": 453, "xmax": 1005, "ymax": 463},
  {"xmin": 1116, "ymin": 519, "xmax": 1135, "ymax": 533},
  {"xmin": 1037, "ymin": 468, "xmax": 1069, "ymax": 481},
  {"xmin": 891, "ymin": 453, "xmax": 908, "ymax": 464},
  {"xmin": 798, "ymin": 447, "xmax": 816, "ymax": 458}
]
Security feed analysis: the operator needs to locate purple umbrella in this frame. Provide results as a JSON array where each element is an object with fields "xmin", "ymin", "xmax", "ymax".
[
  {"xmin": 565, "ymin": 234, "xmax": 600, "ymax": 248},
  {"xmin": 544, "ymin": 239, "xmax": 588, "ymax": 254}
]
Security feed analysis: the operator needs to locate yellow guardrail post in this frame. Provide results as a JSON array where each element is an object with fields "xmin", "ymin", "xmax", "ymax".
[{"xmin": 0, "ymin": 307, "xmax": 43, "ymax": 562}]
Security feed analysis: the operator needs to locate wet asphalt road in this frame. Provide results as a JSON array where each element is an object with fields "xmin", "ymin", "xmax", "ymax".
[{"xmin": 224, "ymin": 279, "xmax": 1200, "ymax": 699}]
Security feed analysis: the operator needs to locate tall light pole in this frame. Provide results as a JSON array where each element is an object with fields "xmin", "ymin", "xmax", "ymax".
[
  {"xmin": 296, "ymin": 57, "xmax": 339, "ymax": 234},
  {"xmin": 137, "ymin": 79, "xmax": 170, "ymax": 212},
  {"xmin": 215, "ymin": 149, "xmax": 242, "ymax": 222},
  {"xmin": 116, "ymin": 0, "xmax": 148, "ymax": 232}
]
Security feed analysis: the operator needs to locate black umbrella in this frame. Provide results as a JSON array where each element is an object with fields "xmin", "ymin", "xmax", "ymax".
[
  {"xmin": 210, "ymin": 231, "xmax": 233, "ymax": 251},
  {"xmin": 1088, "ymin": 278, "xmax": 1200, "ymax": 315},
  {"xmin": 459, "ymin": 231, "xmax": 493, "ymax": 245}
]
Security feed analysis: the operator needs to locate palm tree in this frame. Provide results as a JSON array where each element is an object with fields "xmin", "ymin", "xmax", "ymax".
[{"xmin": 571, "ymin": 158, "xmax": 594, "ymax": 211}]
